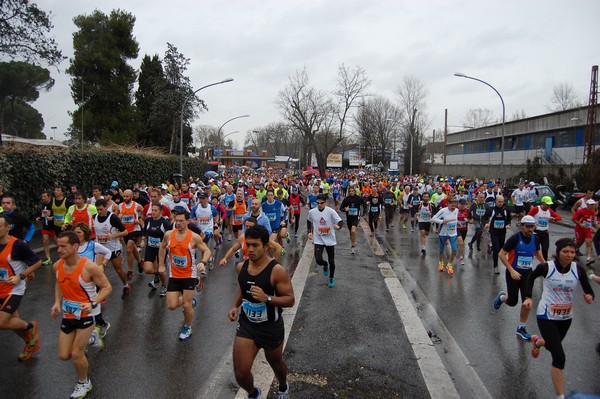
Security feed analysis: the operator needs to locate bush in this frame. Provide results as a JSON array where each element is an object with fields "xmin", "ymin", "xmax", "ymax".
[{"xmin": 0, "ymin": 145, "xmax": 207, "ymax": 219}]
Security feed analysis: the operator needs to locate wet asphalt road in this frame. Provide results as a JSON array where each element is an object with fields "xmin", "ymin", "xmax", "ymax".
[{"xmin": 2, "ymin": 208, "xmax": 600, "ymax": 398}]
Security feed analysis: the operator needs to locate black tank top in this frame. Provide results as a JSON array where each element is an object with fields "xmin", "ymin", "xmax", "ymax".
[{"xmin": 238, "ymin": 259, "xmax": 282, "ymax": 323}]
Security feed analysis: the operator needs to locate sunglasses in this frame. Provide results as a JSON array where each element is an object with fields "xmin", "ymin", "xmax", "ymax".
[{"xmin": 317, "ymin": 201, "xmax": 326, "ymax": 205}]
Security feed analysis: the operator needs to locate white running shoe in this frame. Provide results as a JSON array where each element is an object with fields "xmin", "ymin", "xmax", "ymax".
[{"xmin": 70, "ymin": 379, "xmax": 92, "ymax": 399}]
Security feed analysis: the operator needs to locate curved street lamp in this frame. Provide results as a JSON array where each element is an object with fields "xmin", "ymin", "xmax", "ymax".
[
  {"xmin": 179, "ymin": 78, "xmax": 234, "ymax": 174},
  {"xmin": 454, "ymin": 72, "xmax": 505, "ymax": 178},
  {"xmin": 215, "ymin": 114, "xmax": 250, "ymax": 160}
]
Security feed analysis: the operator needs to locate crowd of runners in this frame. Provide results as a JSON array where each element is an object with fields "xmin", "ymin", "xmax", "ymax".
[{"xmin": 0, "ymin": 170, "xmax": 598, "ymax": 399}]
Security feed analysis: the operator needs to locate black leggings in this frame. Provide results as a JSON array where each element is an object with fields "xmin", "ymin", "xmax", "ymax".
[
  {"xmin": 535, "ymin": 230, "xmax": 550, "ymax": 261},
  {"xmin": 368, "ymin": 212, "xmax": 380, "ymax": 232},
  {"xmin": 314, "ymin": 244, "xmax": 336, "ymax": 278},
  {"xmin": 537, "ymin": 317, "xmax": 572, "ymax": 369},
  {"xmin": 469, "ymin": 222, "xmax": 484, "ymax": 249},
  {"xmin": 293, "ymin": 213, "xmax": 300, "ymax": 234},
  {"xmin": 490, "ymin": 230, "xmax": 506, "ymax": 267},
  {"xmin": 384, "ymin": 206, "xmax": 394, "ymax": 229}
]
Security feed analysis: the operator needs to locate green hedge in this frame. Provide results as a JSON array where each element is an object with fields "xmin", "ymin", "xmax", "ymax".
[{"xmin": 0, "ymin": 146, "xmax": 207, "ymax": 219}]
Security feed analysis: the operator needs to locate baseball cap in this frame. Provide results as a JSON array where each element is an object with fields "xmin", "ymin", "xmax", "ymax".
[
  {"xmin": 190, "ymin": 183, "xmax": 197, "ymax": 188},
  {"xmin": 541, "ymin": 196, "xmax": 553, "ymax": 205},
  {"xmin": 104, "ymin": 189, "xmax": 112, "ymax": 196},
  {"xmin": 209, "ymin": 179, "xmax": 214, "ymax": 182},
  {"xmin": 488, "ymin": 182, "xmax": 495, "ymax": 188},
  {"xmin": 449, "ymin": 197, "xmax": 458, "ymax": 203},
  {"xmin": 586, "ymin": 199, "xmax": 596, "ymax": 205},
  {"xmin": 529, "ymin": 181, "xmax": 535, "ymax": 186},
  {"xmin": 198, "ymin": 193, "xmax": 207, "ymax": 199},
  {"xmin": 172, "ymin": 205, "xmax": 187, "ymax": 214},
  {"xmin": 458, "ymin": 198, "xmax": 467, "ymax": 204},
  {"xmin": 161, "ymin": 184, "xmax": 168, "ymax": 190},
  {"xmin": 111, "ymin": 180, "xmax": 119, "ymax": 187},
  {"xmin": 520, "ymin": 215, "xmax": 536, "ymax": 226}
]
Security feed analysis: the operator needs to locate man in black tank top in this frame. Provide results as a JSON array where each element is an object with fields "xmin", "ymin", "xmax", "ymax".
[{"xmin": 228, "ymin": 225, "xmax": 295, "ymax": 399}]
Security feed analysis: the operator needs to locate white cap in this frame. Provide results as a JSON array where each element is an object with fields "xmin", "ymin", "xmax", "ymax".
[
  {"xmin": 586, "ymin": 199, "xmax": 596, "ymax": 205},
  {"xmin": 520, "ymin": 215, "xmax": 536, "ymax": 225},
  {"xmin": 190, "ymin": 183, "xmax": 197, "ymax": 188},
  {"xmin": 161, "ymin": 184, "xmax": 167, "ymax": 190},
  {"xmin": 529, "ymin": 182, "xmax": 535, "ymax": 186},
  {"xmin": 209, "ymin": 179, "xmax": 214, "ymax": 182}
]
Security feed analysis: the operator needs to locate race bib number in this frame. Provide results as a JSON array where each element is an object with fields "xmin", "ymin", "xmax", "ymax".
[
  {"xmin": 181, "ymin": 197, "xmax": 189, "ymax": 204},
  {"xmin": 486, "ymin": 201, "xmax": 495, "ymax": 208},
  {"xmin": 516, "ymin": 256, "xmax": 533, "ymax": 269},
  {"xmin": 420, "ymin": 210, "xmax": 431, "ymax": 221},
  {"xmin": 385, "ymin": 198, "xmax": 392, "ymax": 204},
  {"xmin": 266, "ymin": 212, "xmax": 277, "ymax": 222},
  {"xmin": 198, "ymin": 216, "xmax": 210, "ymax": 225},
  {"xmin": 292, "ymin": 205, "xmax": 299, "ymax": 211},
  {"xmin": 412, "ymin": 200, "xmax": 420, "ymax": 206},
  {"xmin": 348, "ymin": 208, "xmax": 358, "ymax": 216},
  {"xmin": 371, "ymin": 206, "xmax": 379, "ymax": 213},
  {"xmin": 242, "ymin": 299, "xmax": 268, "ymax": 323},
  {"xmin": 458, "ymin": 221, "xmax": 467, "ymax": 228},
  {"xmin": 537, "ymin": 218, "xmax": 548, "ymax": 227},
  {"xmin": 0, "ymin": 269, "xmax": 8, "ymax": 282},
  {"xmin": 171, "ymin": 255, "xmax": 188, "ymax": 268},
  {"xmin": 446, "ymin": 221, "xmax": 457, "ymax": 231},
  {"xmin": 550, "ymin": 303, "xmax": 572, "ymax": 317},
  {"xmin": 97, "ymin": 237, "xmax": 108, "ymax": 243},
  {"xmin": 584, "ymin": 221, "xmax": 592, "ymax": 229},
  {"xmin": 54, "ymin": 214, "xmax": 65, "ymax": 223},
  {"xmin": 318, "ymin": 227, "xmax": 331, "ymax": 235},
  {"xmin": 493, "ymin": 220, "xmax": 505, "ymax": 229},
  {"xmin": 476, "ymin": 208, "xmax": 485, "ymax": 216},
  {"xmin": 62, "ymin": 299, "xmax": 82, "ymax": 319},
  {"xmin": 122, "ymin": 215, "xmax": 134, "ymax": 224},
  {"xmin": 234, "ymin": 214, "xmax": 244, "ymax": 222},
  {"xmin": 147, "ymin": 236, "xmax": 161, "ymax": 248}
]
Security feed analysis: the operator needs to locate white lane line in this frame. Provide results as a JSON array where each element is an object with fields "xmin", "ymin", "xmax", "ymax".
[
  {"xmin": 379, "ymin": 262, "xmax": 460, "ymax": 399},
  {"xmin": 233, "ymin": 240, "xmax": 315, "ymax": 399}
]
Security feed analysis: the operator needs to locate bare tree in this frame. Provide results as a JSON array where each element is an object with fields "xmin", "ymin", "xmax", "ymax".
[
  {"xmin": 354, "ymin": 96, "xmax": 403, "ymax": 164},
  {"xmin": 276, "ymin": 64, "xmax": 370, "ymax": 177},
  {"xmin": 395, "ymin": 76, "xmax": 430, "ymax": 175},
  {"xmin": 194, "ymin": 124, "xmax": 219, "ymax": 158},
  {"xmin": 548, "ymin": 82, "xmax": 582, "ymax": 111},
  {"xmin": 244, "ymin": 122, "xmax": 301, "ymax": 157},
  {"xmin": 463, "ymin": 108, "xmax": 497, "ymax": 128},
  {"xmin": 509, "ymin": 108, "xmax": 527, "ymax": 121}
]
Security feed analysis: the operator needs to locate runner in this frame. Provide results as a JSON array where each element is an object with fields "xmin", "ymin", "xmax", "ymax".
[
  {"xmin": 399, "ymin": 186, "xmax": 411, "ymax": 229},
  {"xmin": 288, "ymin": 187, "xmax": 305, "ymax": 237},
  {"xmin": 407, "ymin": 186, "xmax": 422, "ymax": 232},
  {"xmin": 228, "ymin": 225, "xmax": 295, "ymax": 399},
  {"xmin": 456, "ymin": 198, "xmax": 471, "ymax": 265},
  {"xmin": 307, "ymin": 194, "xmax": 343, "ymax": 288},
  {"xmin": 0, "ymin": 214, "xmax": 42, "ymax": 361},
  {"xmin": 572, "ymin": 199, "xmax": 598, "ymax": 265},
  {"xmin": 492, "ymin": 215, "xmax": 545, "ymax": 340},
  {"xmin": 118, "ymin": 190, "xmax": 144, "ymax": 282},
  {"xmin": 366, "ymin": 188, "xmax": 382, "ymax": 237},
  {"xmin": 51, "ymin": 230, "xmax": 112, "ymax": 399},
  {"xmin": 528, "ymin": 196, "xmax": 562, "ymax": 261},
  {"xmin": 570, "ymin": 188, "xmax": 595, "ymax": 215},
  {"xmin": 381, "ymin": 186, "xmax": 396, "ymax": 232},
  {"xmin": 417, "ymin": 192, "xmax": 433, "ymax": 256},
  {"xmin": 261, "ymin": 190, "xmax": 286, "ymax": 257},
  {"xmin": 485, "ymin": 195, "xmax": 511, "ymax": 274},
  {"xmin": 524, "ymin": 238, "xmax": 594, "ymax": 399},
  {"xmin": 222, "ymin": 185, "xmax": 236, "ymax": 241},
  {"xmin": 51, "ymin": 186, "xmax": 73, "ymax": 235},
  {"xmin": 468, "ymin": 192, "xmax": 489, "ymax": 253},
  {"xmin": 93, "ymin": 199, "xmax": 130, "ymax": 300},
  {"xmin": 431, "ymin": 197, "xmax": 458, "ymax": 274},
  {"xmin": 0, "ymin": 196, "xmax": 35, "ymax": 242},
  {"xmin": 38, "ymin": 190, "xmax": 56, "ymax": 265},
  {"xmin": 219, "ymin": 217, "xmax": 257, "ymax": 266},
  {"xmin": 275, "ymin": 190, "xmax": 292, "ymax": 251},
  {"xmin": 63, "ymin": 192, "xmax": 97, "ymax": 234},
  {"xmin": 140, "ymin": 203, "xmax": 172, "ymax": 297},
  {"xmin": 511, "ymin": 182, "xmax": 528, "ymax": 224},
  {"xmin": 191, "ymin": 193, "xmax": 217, "ymax": 266},
  {"xmin": 158, "ymin": 212, "xmax": 211, "ymax": 340},
  {"xmin": 339, "ymin": 187, "xmax": 364, "ymax": 254}
]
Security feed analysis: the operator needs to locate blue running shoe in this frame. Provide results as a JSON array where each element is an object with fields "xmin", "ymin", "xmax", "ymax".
[
  {"xmin": 328, "ymin": 278, "xmax": 335, "ymax": 288},
  {"xmin": 247, "ymin": 386, "xmax": 262, "ymax": 399},
  {"xmin": 493, "ymin": 291, "xmax": 505, "ymax": 311},
  {"xmin": 192, "ymin": 298, "xmax": 197, "ymax": 308},
  {"xmin": 516, "ymin": 326, "xmax": 532, "ymax": 340},
  {"xmin": 179, "ymin": 325, "xmax": 192, "ymax": 341}
]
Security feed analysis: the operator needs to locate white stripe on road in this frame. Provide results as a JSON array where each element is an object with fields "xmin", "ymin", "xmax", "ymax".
[{"xmin": 232, "ymin": 239, "xmax": 315, "ymax": 399}]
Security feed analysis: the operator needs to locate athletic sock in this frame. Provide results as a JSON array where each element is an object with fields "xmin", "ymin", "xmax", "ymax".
[{"xmin": 518, "ymin": 323, "xmax": 526, "ymax": 330}]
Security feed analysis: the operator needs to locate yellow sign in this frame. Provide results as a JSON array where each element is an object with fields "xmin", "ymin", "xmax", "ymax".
[{"xmin": 327, "ymin": 153, "xmax": 342, "ymax": 168}]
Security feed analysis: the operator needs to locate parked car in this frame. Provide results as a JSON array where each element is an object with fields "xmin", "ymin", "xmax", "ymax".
[
  {"xmin": 555, "ymin": 186, "xmax": 600, "ymax": 210},
  {"xmin": 506, "ymin": 184, "xmax": 557, "ymax": 213}
]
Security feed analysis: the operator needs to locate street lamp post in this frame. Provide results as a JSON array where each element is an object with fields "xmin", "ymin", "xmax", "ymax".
[
  {"xmin": 454, "ymin": 73, "xmax": 505, "ymax": 178},
  {"xmin": 179, "ymin": 78, "xmax": 234, "ymax": 175},
  {"xmin": 215, "ymin": 115, "xmax": 249, "ymax": 163}
]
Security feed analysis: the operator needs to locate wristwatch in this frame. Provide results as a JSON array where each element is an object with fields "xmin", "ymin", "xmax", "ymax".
[
  {"xmin": 18, "ymin": 273, "xmax": 26, "ymax": 280},
  {"xmin": 267, "ymin": 296, "xmax": 272, "ymax": 303},
  {"xmin": 91, "ymin": 302, "xmax": 98, "ymax": 309}
]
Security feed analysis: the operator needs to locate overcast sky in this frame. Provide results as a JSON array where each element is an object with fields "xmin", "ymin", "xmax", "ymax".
[{"xmin": 33, "ymin": 0, "xmax": 600, "ymax": 147}]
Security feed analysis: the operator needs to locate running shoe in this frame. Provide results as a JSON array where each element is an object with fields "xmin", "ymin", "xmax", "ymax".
[
  {"xmin": 159, "ymin": 285, "xmax": 167, "ymax": 297},
  {"xmin": 403, "ymin": 223, "xmax": 406, "ymax": 229},
  {"xmin": 192, "ymin": 298, "xmax": 197, "ymax": 308},
  {"xmin": 586, "ymin": 257, "xmax": 595, "ymax": 265},
  {"xmin": 248, "ymin": 387, "xmax": 262, "ymax": 399},
  {"xmin": 516, "ymin": 326, "xmax": 532, "ymax": 340},
  {"xmin": 386, "ymin": 228, "xmax": 389, "ymax": 232},
  {"xmin": 126, "ymin": 271, "xmax": 134, "ymax": 282},
  {"xmin": 42, "ymin": 258, "xmax": 52, "ymax": 266},
  {"xmin": 137, "ymin": 262, "xmax": 143, "ymax": 273},
  {"xmin": 421, "ymin": 248, "xmax": 426, "ymax": 256},
  {"xmin": 410, "ymin": 227, "xmax": 414, "ymax": 232},
  {"xmin": 477, "ymin": 247, "xmax": 481, "ymax": 253},
  {"xmin": 235, "ymin": 249, "xmax": 241, "ymax": 258},
  {"xmin": 98, "ymin": 321, "xmax": 110, "ymax": 339},
  {"xmin": 459, "ymin": 256, "xmax": 465, "ymax": 265},
  {"xmin": 195, "ymin": 277, "xmax": 203, "ymax": 292},
  {"xmin": 179, "ymin": 325, "xmax": 192, "ymax": 341},
  {"xmin": 493, "ymin": 291, "xmax": 505, "ymax": 311},
  {"xmin": 294, "ymin": 233, "xmax": 298, "ymax": 237},
  {"xmin": 447, "ymin": 263, "xmax": 454, "ymax": 275},
  {"xmin": 88, "ymin": 327, "xmax": 104, "ymax": 351},
  {"xmin": 438, "ymin": 261, "xmax": 444, "ymax": 272},
  {"xmin": 493, "ymin": 266, "xmax": 500, "ymax": 275},
  {"xmin": 18, "ymin": 322, "xmax": 40, "ymax": 362},
  {"xmin": 351, "ymin": 246, "xmax": 356, "ymax": 255},
  {"xmin": 468, "ymin": 243, "xmax": 473, "ymax": 253},
  {"xmin": 23, "ymin": 320, "xmax": 39, "ymax": 345},
  {"xmin": 286, "ymin": 233, "xmax": 290, "ymax": 243},
  {"xmin": 328, "ymin": 278, "xmax": 335, "ymax": 288},
  {"xmin": 275, "ymin": 383, "xmax": 290, "ymax": 399},
  {"xmin": 148, "ymin": 278, "xmax": 158, "ymax": 290},
  {"xmin": 70, "ymin": 379, "xmax": 92, "ymax": 399},
  {"xmin": 323, "ymin": 261, "xmax": 329, "ymax": 276},
  {"xmin": 281, "ymin": 247, "xmax": 286, "ymax": 255},
  {"xmin": 227, "ymin": 234, "xmax": 232, "ymax": 241},
  {"xmin": 121, "ymin": 285, "xmax": 131, "ymax": 299},
  {"xmin": 531, "ymin": 335, "xmax": 542, "ymax": 358}
]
